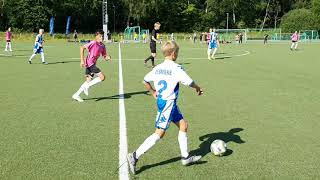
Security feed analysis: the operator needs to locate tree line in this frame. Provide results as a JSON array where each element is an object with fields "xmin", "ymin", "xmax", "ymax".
[{"xmin": 0, "ymin": 0, "xmax": 319, "ymax": 33}]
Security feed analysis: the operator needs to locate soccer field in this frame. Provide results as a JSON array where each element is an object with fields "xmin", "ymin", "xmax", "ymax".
[{"xmin": 0, "ymin": 40, "xmax": 320, "ymax": 179}]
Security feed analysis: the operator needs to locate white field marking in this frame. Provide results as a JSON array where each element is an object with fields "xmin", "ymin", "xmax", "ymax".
[
  {"xmin": 118, "ymin": 43, "xmax": 129, "ymax": 180},
  {"xmin": 0, "ymin": 50, "xmax": 250, "ymax": 61}
]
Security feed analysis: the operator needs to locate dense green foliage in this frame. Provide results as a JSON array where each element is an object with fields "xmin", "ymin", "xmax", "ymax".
[
  {"xmin": 0, "ymin": 0, "xmax": 319, "ymax": 32},
  {"xmin": 280, "ymin": 8, "xmax": 319, "ymax": 32}
]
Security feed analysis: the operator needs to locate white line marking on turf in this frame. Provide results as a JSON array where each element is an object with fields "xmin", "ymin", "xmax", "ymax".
[{"xmin": 118, "ymin": 43, "xmax": 129, "ymax": 180}]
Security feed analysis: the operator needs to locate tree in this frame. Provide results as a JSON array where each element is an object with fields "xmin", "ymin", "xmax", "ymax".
[{"xmin": 280, "ymin": 8, "xmax": 319, "ymax": 32}]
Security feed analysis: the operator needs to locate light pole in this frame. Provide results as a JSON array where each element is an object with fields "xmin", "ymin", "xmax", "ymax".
[
  {"xmin": 102, "ymin": 0, "xmax": 108, "ymax": 41},
  {"xmin": 226, "ymin": 13, "xmax": 229, "ymax": 32},
  {"xmin": 113, "ymin": 4, "xmax": 115, "ymax": 32}
]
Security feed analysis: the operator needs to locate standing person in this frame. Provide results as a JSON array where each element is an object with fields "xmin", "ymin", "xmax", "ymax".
[
  {"xmin": 5, "ymin": 27, "xmax": 13, "ymax": 52},
  {"xmin": 73, "ymin": 30, "xmax": 78, "ymax": 42},
  {"xmin": 144, "ymin": 22, "xmax": 161, "ymax": 68},
  {"xmin": 264, "ymin": 34, "xmax": 269, "ymax": 44},
  {"xmin": 127, "ymin": 41, "xmax": 204, "ymax": 174},
  {"xmin": 28, "ymin": 29, "xmax": 48, "ymax": 65},
  {"xmin": 207, "ymin": 28, "xmax": 219, "ymax": 60},
  {"xmin": 171, "ymin": 33, "xmax": 175, "ymax": 41},
  {"xmin": 239, "ymin": 32, "xmax": 243, "ymax": 44},
  {"xmin": 72, "ymin": 29, "xmax": 111, "ymax": 102},
  {"xmin": 193, "ymin": 32, "xmax": 197, "ymax": 43},
  {"xmin": 290, "ymin": 31, "xmax": 299, "ymax": 50}
]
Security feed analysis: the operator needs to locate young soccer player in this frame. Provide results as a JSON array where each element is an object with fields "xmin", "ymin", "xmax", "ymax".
[
  {"xmin": 28, "ymin": 29, "xmax": 48, "ymax": 64},
  {"xmin": 127, "ymin": 41, "xmax": 204, "ymax": 174},
  {"xmin": 72, "ymin": 29, "xmax": 111, "ymax": 102},
  {"xmin": 207, "ymin": 28, "xmax": 219, "ymax": 60},
  {"xmin": 5, "ymin": 27, "xmax": 13, "ymax": 52},
  {"xmin": 144, "ymin": 22, "xmax": 161, "ymax": 68},
  {"xmin": 264, "ymin": 34, "xmax": 269, "ymax": 44},
  {"xmin": 290, "ymin": 31, "xmax": 299, "ymax": 50}
]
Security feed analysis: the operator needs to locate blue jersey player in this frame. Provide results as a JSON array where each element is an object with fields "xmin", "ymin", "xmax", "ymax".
[
  {"xmin": 127, "ymin": 41, "xmax": 204, "ymax": 174},
  {"xmin": 28, "ymin": 29, "xmax": 47, "ymax": 64},
  {"xmin": 207, "ymin": 28, "xmax": 219, "ymax": 60}
]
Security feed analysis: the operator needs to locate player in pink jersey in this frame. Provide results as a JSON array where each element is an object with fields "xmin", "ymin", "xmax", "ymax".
[
  {"xmin": 5, "ymin": 27, "xmax": 13, "ymax": 52},
  {"xmin": 72, "ymin": 29, "xmax": 111, "ymax": 102},
  {"xmin": 290, "ymin": 31, "xmax": 299, "ymax": 50}
]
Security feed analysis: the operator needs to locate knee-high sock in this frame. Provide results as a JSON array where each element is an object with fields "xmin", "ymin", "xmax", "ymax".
[
  {"xmin": 145, "ymin": 55, "xmax": 153, "ymax": 62},
  {"xmin": 5, "ymin": 42, "xmax": 8, "ymax": 50},
  {"xmin": 211, "ymin": 48, "xmax": 217, "ymax": 57},
  {"xmin": 207, "ymin": 49, "xmax": 212, "ymax": 57},
  {"xmin": 29, "ymin": 54, "xmax": 36, "ymax": 61},
  {"xmin": 151, "ymin": 57, "xmax": 155, "ymax": 66},
  {"xmin": 178, "ymin": 131, "xmax": 189, "ymax": 158},
  {"xmin": 73, "ymin": 82, "xmax": 88, "ymax": 96},
  {"xmin": 8, "ymin": 42, "xmax": 12, "ymax": 51},
  {"xmin": 136, "ymin": 133, "xmax": 160, "ymax": 159},
  {"xmin": 41, "ymin": 52, "xmax": 45, "ymax": 62},
  {"xmin": 294, "ymin": 42, "xmax": 298, "ymax": 49},
  {"xmin": 291, "ymin": 43, "xmax": 295, "ymax": 49},
  {"xmin": 87, "ymin": 77, "xmax": 102, "ymax": 88}
]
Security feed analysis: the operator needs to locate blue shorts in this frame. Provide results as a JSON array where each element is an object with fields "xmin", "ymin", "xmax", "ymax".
[
  {"xmin": 155, "ymin": 99, "xmax": 183, "ymax": 130},
  {"xmin": 208, "ymin": 42, "xmax": 217, "ymax": 49},
  {"xmin": 33, "ymin": 43, "xmax": 43, "ymax": 54}
]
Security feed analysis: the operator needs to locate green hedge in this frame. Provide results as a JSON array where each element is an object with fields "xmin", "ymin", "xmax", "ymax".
[{"xmin": 280, "ymin": 9, "xmax": 320, "ymax": 32}]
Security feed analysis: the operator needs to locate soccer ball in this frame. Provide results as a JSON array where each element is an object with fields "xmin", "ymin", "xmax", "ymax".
[{"xmin": 210, "ymin": 139, "xmax": 227, "ymax": 156}]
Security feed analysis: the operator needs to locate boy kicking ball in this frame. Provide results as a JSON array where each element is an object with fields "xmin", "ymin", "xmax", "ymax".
[
  {"xmin": 127, "ymin": 41, "xmax": 204, "ymax": 174},
  {"xmin": 72, "ymin": 29, "xmax": 111, "ymax": 102}
]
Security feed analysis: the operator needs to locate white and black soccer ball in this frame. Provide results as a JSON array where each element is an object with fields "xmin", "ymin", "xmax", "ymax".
[{"xmin": 210, "ymin": 139, "xmax": 227, "ymax": 156}]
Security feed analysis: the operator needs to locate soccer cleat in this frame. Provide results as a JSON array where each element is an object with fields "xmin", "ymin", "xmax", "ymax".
[
  {"xmin": 207, "ymin": 56, "xmax": 211, "ymax": 60},
  {"xmin": 72, "ymin": 95, "xmax": 84, "ymax": 102},
  {"xmin": 83, "ymin": 85, "xmax": 89, "ymax": 96},
  {"xmin": 211, "ymin": 56, "xmax": 215, "ymax": 60},
  {"xmin": 181, "ymin": 155, "xmax": 202, "ymax": 166},
  {"xmin": 127, "ymin": 152, "xmax": 138, "ymax": 175},
  {"xmin": 43, "ymin": 62, "xmax": 48, "ymax": 65},
  {"xmin": 28, "ymin": 61, "xmax": 32, "ymax": 64}
]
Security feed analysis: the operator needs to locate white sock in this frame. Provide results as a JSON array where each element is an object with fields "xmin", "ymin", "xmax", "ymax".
[
  {"xmin": 5, "ymin": 43, "xmax": 8, "ymax": 50},
  {"xmin": 74, "ymin": 82, "xmax": 88, "ymax": 96},
  {"xmin": 291, "ymin": 43, "xmax": 295, "ymax": 49},
  {"xmin": 294, "ymin": 43, "xmax": 298, "ymax": 49},
  {"xmin": 29, "ymin": 54, "xmax": 36, "ymax": 61},
  {"xmin": 136, "ymin": 133, "xmax": 160, "ymax": 159},
  {"xmin": 9, "ymin": 42, "xmax": 12, "ymax": 51},
  {"xmin": 212, "ymin": 48, "xmax": 217, "ymax": 57},
  {"xmin": 178, "ymin": 131, "xmax": 189, "ymax": 158},
  {"xmin": 41, "ymin": 52, "xmax": 45, "ymax": 62},
  {"xmin": 207, "ymin": 49, "xmax": 212, "ymax": 57},
  {"xmin": 87, "ymin": 77, "xmax": 102, "ymax": 88}
]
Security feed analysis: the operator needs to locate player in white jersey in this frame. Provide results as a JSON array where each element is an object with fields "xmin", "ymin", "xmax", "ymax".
[
  {"xmin": 127, "ymin": 41, "xmax": 204, "ymax": 174},
  {"xmin": 207, "ymin": 28, "xmax": 219, "ymax": 60}
]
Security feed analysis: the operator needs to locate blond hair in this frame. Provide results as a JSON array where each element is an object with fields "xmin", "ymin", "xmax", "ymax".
[
  {"xmin": 154, "ymin": 22, "xmax": 161, "ymax": 27},
  {"xmin": 161, "ymin": 41, "xmax": 179, "ymax": 57}
]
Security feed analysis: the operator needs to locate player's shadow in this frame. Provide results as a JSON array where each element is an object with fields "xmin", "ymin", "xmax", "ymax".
[
  {"xmin": 47, "ymin": 60, "xmax": 79, "ymax": 65},
  {"xmin": 190, "ymin": 128, "xmax": 245, "ymax": 157},
  {"xmin": 178, "ymin": 62, "xmax": 191, "ymax": 65},
  {"xmin": 84, "ymin": 90, "xmax": 149, "ymax": 101},
  {"xmin": 215, "ymin": 56, "xmax": 232, "ymax": 60}
]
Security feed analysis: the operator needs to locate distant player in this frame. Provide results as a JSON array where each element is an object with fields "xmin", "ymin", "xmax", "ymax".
[
  {"xmin": 171, "ymin": 33, "xmax": 175, "ymax": 41},
  {"xmin": 144, "ymin": 22, "xmax": 161, "ymax": 68},
  {"xmin": 72, "ymin": 29, "xmax": 111, "ymax": 102},
  {"xmin": 142, "ymin": 33, "xmax": 147, "ymax": 43},
  {"xmin": 207, "ymin": 28, "xmax": 219, "ymax": 60},
  {"xmin": 264, "ymin": 34, "xmax": 269, "ymax": 44},
  {"xmin": 5, "ymin": 27, "xmax": 13, "ymax": 52},
  {"xmin": 127, "ymin": 41, "xmax": 204, "ymax": 174},
  {"xmin": 28, "ymin": 29, "xmax": 48, "ymax": 64},
  {"xmin": 73, "ymin": 30, "xmax": 78, "ymax": 42},
  {"xmin": 290, "ymin": 31, "xmax": 299, "ymax": 50}
]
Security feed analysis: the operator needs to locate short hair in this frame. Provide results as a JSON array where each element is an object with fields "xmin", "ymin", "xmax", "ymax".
[
  {"xmin": 154, "ymin": 22, "xmax": 161, "ymax": 27},
  {"xmin": 95, "ymin": 29, "xmax": 104, "ymax": 36},
  {"xmin": 161, "ymin": 41, "xmax": 179, "ymax": 57}
]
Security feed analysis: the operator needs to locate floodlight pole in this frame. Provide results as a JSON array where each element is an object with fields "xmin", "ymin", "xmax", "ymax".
[
  {"xmin": 113, "ymin": 4, "xmax": 115, "ymax": 33},
  {"xmin": 103, "ymin": 0, "xmax": 108, "ymax": 41}
]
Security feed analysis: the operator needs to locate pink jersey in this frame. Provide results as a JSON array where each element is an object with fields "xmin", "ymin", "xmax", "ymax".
[
  {"xmin": 84, "ymin": 40, "xmax": 107, "ymax": 67},
  {"xmin": 291, "ymin": 33, "xmax": 299, "ymax": 41},
  {"xmin": 6, "ymin": 31, "xmax": 12, "ymax": 41}
]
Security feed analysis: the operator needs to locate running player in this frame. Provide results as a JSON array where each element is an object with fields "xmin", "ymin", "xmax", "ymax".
[{"xmin": 144, "ymin": 22, "xmax": 161, "ymax": 68}]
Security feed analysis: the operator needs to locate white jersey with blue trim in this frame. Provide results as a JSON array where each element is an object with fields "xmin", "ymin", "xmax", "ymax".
[
  {"xmin": 209, "ymin": 32, "xmax": 218, "ymax": 43},
  {"xmin": 144, "ymin": 60, "xmax": 194, "ymax": 101}
]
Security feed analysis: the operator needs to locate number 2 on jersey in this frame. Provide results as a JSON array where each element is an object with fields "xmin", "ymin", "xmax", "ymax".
[{"xmin": 158, "ymin": 80, "xmax": 167, "ymax": 99}]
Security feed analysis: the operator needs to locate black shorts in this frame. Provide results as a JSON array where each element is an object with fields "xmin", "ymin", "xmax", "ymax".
[
  {"xmin": 150, "ymin": 43, "xmax": 156, "ymax": 53},
  {"xmin": 6, "ymin": 40, "xmax": 11, "ymax": 42},
  {"xmin": 85, "ymin": 65, "xmax": 101, "ymax": 77},
  {"xmin": 292, "ymin": 40, "xmax": 297, "ymax": 43}
]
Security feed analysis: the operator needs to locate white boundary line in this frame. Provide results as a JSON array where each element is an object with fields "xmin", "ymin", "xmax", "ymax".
[
  {"xmin": 118, "ymin": 43, "xmax": 129, "ymax": 180},
  {"xmin": 0, "ymin": 50, "xmax": 250, "ymax": 61}
]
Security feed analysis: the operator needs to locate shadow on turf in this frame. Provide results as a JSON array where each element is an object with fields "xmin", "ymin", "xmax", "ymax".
[
  {"xmin": 190, "ymin": 128, "xmax": 245, "ymax": 158},
  {"xmin": 47, "ymin": 60, "xmax": 79, "ymax": 65},
  {"xmin": 84, "ymin": 90, "xmax": 149, "ymax": 101}
]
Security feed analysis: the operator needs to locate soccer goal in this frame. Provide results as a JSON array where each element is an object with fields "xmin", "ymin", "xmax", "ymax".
[
  {"xmin": 216, "ymin": 29, "xmax": 248, "ymax": 43},
  {"xmin": 124, "ymin": 26, "xmax": 141, "ymax": 43}
]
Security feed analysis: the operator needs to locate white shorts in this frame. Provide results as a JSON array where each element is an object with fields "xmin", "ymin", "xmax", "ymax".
[{"xmin": 155, "ymin": 99, "xmax": 183, "ymax": 130}]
